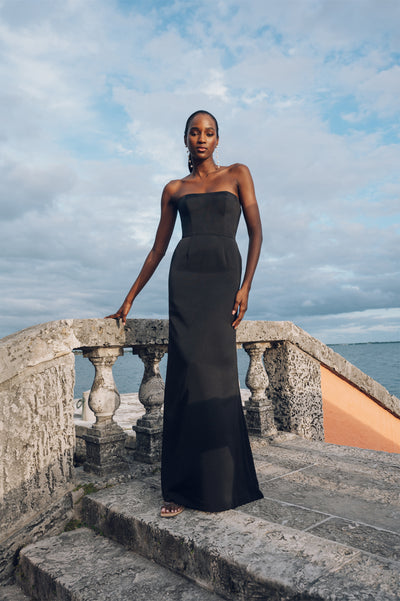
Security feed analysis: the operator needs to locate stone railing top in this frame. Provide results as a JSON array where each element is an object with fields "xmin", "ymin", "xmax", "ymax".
[{"xmin": 1, "ymin": 318, "xmax": 399, "ymax": 418}]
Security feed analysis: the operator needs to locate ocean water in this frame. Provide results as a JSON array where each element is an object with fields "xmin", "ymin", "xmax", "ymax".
[
  {"xmin": 74, "ymin": 341, "xmax": 400, "ymax": 400},
  {"xmin": 328, "ymin": 341, "xmax": 400, "ymax": 398}
]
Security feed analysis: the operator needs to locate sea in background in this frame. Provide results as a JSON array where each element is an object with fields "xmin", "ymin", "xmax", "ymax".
[
  {"xmin": 329, "ymin": 341, "xmax": 400, "ymax": 398},
  {"xmin": 74, "ymin": 341, "xmax": 400, "ymax": 401}
]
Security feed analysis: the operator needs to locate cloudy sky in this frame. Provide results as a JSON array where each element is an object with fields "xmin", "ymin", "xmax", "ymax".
[{"xmin": 0, "ymin": 0, "xmax": 399, "ymax": 343}]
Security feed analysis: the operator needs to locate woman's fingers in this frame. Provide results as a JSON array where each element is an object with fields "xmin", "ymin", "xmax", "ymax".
[
  {"xmin": 232, "ymin": 289, "xmax": 243, "ymax": 315},
  {"xmin": 232, "ymin": 308, "xmax": 245, "ymax": 329},
  {"xmin": 232, "ymin": 294, "xmax": 247, "ymax": 329},
  {"xmin": 104, "ymin": 310, "xmax": 127, "ymax": 324}
]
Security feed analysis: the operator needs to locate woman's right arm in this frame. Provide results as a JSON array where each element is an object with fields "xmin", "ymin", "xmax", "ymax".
[{"xmin": 106, "ymin": 184, "xmax": 178, "ymax": 324}]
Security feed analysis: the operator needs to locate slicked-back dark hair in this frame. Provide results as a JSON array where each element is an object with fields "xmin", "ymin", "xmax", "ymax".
[
  {"xmin": 184, "ymin": 110, "xmax": 219, "ymax": 138},
  {"xmin": 184, "ymin": 110, "xmax": 219, "ymax": 172}
]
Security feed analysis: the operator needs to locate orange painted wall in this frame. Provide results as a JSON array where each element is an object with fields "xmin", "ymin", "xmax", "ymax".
[{"xmin": 320, "ymin": 365, "xmax": 400, "ymax": 454}]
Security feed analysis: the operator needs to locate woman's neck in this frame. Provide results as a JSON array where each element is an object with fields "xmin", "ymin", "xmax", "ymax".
[{"xmin": 192, "ymin": 159, "xmax": 219, "ymax": 180}]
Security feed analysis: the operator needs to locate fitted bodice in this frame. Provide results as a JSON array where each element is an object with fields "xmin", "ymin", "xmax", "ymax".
[{"xmin": 178, "ymin": 191, "xmax": 241, "ymax": 239}]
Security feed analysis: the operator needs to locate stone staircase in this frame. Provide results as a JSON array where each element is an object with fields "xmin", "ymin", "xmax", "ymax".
[{"xmin": 3, "ymin": 434, "xmax": 400, "ymax": 600}]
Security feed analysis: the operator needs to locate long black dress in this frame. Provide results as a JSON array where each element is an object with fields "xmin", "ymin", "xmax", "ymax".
[{"xmin": 161, "ymin": 191, "xmax": 263, "ymax": 512}]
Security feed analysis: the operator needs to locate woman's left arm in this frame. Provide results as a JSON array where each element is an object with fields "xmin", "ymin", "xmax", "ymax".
[{"xmin": 232, "ymin": 164, "xmax": 263, "ymax": 329}]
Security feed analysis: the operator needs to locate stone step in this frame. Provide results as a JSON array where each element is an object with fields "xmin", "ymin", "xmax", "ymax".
[
  {"xmin": 247, "ymin": 437, "xmax": 400, "ymax": 562},
  {"xmin": 0, "ymin": 585, "xmax": 31, "ymax": 601},
  {"xmin": 252, "ymin": 437, "xmax": 400, "ymax": 497},
  {"xmin": 81, "ymin": 477, "xmax": 400, "ymax": 601},
  {"xmin": 16, "ymin": 528, "xmax": 224, "ymax": 601}
]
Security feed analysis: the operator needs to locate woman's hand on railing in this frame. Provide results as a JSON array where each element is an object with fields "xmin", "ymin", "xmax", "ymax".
[{"xmin": 105, "ymin": 299, "xmax": 132, "ymax": 325}]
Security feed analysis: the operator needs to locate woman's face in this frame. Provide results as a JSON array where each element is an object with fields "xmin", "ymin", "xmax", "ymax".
[{"xmin": 185, "ymin": 113, "xmax": 219, "ymax": 162}]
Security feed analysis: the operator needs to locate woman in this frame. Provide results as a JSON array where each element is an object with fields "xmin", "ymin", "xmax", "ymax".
[{"xmin": 107, "ymin": 110, "xmax": 263, "ymax": 517}]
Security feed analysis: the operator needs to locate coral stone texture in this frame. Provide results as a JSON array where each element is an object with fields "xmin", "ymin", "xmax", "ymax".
[
  {"xmin": 0, "ymin": 352, "xmax": 75, "ymax": 582},
  {"xmin": 0, "ymin": 356, "xmax": 75, "ymax": 533},
  {"xmin": 265, "ymin": 341, "xmax": 324, "ymax": 440},
  {"xmin": 1, "ymin": 317, "xmax": 399, "ymax": 587}
]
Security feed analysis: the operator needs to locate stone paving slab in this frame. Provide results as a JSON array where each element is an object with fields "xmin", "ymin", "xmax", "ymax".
[
  {"xmin": 256, "ymin": 452, "xmax": 400, "ymax": 497},
  {"xmin": 250, "ymin": 435, "xmax": 400, "ymax": 530},
  {"xmin": 251, "ymin": 458, "xmax": 308, "ymax": 482},
  {"xmin": 284, "ymin": 463, "xmax": 400, "ymax": 500},
  {"xmin": 253, "ymin": 435, "xmax": 400, "ymax": 471},
  {"xmin": 81, "ymin": 479, "xmax": 400, "ymax": 601},
  {"xmin": 254, "ymin": 455, "xmax": 400, "ymax": 500},
  {"xmin": 18, "ymin": 528, "xmax": 224, "ymax": 601},
  {"xmin": 258, "ymin": 479, "xmax": 399, "ymax": 533},
  {"xmin": 238, "ymin": 496, "xmax": 326, "ymax": 530},
  {"xmin": 308, "ymin": 517, "xmax": 400, "ymax": 562},
  {"xmin": 239, "ymin": 494, "xmax": 400, "ymax": 563}
]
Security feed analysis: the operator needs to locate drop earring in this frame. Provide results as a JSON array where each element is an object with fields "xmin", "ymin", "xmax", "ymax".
[
  {"xmin": 215, "ymin": 146, "xmax": 220, "ymax": 169},
  {"xmin": 186, "ymin": 148, "xmax": 193, "ymax": 172}
]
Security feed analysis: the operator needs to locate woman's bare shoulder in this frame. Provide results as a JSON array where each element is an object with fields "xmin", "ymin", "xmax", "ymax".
[
  {"xmin": 162, "ymin": 178, "xmax": 187, "ymax": 202},
  {"xmin": 227, "ymin": 163, "xmax": 251, "ymax": 177},
  {"xmin": 225, "ymin": 164, "xmax": 256, "ymax": 205},
  {"xmin": 219, "ymin": 163, "xmax": 250, "ymax": 182},
  {"xmin": 221, "ymin": 163, "xmax": 253, "ymax": 188}
]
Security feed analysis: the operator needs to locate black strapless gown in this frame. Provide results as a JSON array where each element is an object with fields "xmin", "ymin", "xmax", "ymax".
[{"xmin": 161, "ymin": 191, "xmax": 263, "ymax": 512}]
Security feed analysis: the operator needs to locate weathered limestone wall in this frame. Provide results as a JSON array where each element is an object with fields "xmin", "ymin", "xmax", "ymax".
[
  {"xmin": 0, "ymin": 318, "xmax": 137, "ymax": 582},
  {"xmin": 0, "ymin": 326, "xmax": 77, "ymax": 582},
  {"xmin": 264, "ymin": 341, "xmax": 324, "ymax": 440},
  {"xmin": 0, "ymin": 355, "xmax": 75, "ymax": 533}
]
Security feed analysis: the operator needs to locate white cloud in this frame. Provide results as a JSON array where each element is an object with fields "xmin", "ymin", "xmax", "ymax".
[
  {"xmin": 0, "ymin": 0, "xmax": 399, "ymax": 344},
  {"xmin": 297, "ymin": 308, "xmax": 400, "ymax": 344}
]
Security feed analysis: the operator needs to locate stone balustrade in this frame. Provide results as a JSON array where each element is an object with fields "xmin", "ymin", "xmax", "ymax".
[
  {"xmin": 1, "ymin": 318, "xmax": 399, "ymax": 583},
  {"xmin": 75, "ymin": 322, "xmax": 280, "ymax": 470},
  {"xmin": 79, "ymin": 334, "xmax": 278, "ymax": 469},
  {"xmin": 75, "ymin": 318, "xmax": 400, "ymax": 470}
]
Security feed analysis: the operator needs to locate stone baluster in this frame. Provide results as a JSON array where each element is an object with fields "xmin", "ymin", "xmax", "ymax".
[
  {"xmin": 82, "ymin": 346, "xmax": 128, "ymax": 475},
  {"xmin": 132, "ymin": 344, "xmax": 167, "ymax": 463},
  {"xmin": 263, "ymin": 341, "xmax": 324, "ymax": 441},
  {"xmin": 243, "ymin": 342, "xmax": 277, "ymax": 437}
]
